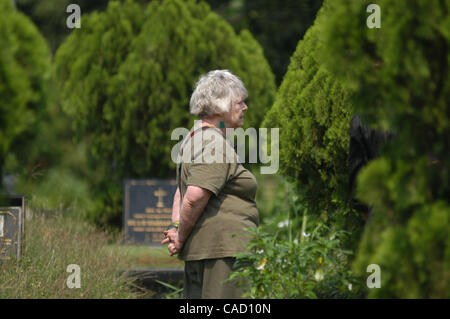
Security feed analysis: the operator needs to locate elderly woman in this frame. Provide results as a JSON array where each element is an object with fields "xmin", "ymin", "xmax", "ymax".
[{"xmin": 162, "ymin": 70, "xmax": 259, "ymax": 299}]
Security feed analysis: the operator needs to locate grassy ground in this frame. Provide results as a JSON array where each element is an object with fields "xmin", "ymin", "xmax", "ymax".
[
  {"xmin": 0, "ymin": 202, "xmax": 187, "ymax": 299},
  {"xmin": 0, "ymin": 173, "xmax": 281, "ymax": 298},
  {"xmin": 0, "ymin": 209, "xmax": 140, "ymax": 298},
  {"xmin": 109, "ymin": 245, "xmax": 184, "ymax": 269}
]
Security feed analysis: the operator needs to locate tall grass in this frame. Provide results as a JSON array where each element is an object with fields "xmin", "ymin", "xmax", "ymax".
[{"xmin": 0, "ymin": 204, "xmax": 139, "ymax": 298}]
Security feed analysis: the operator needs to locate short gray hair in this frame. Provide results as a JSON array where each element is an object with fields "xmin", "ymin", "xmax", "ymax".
[{"xmin": 189, "ymin": 70, "xmax": 248, "ymax": 117}]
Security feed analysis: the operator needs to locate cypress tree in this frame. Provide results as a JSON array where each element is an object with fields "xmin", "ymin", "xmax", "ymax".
[
  {"xmin": 0, "ymin": 0, "xmax": 50, "ymax": 189},
  {"xmin": 263, "ymin": 8, "xmax": 359, "ymax": 237},
  {"xmin": 54, "ymin": 0, "xmax": 276, "ymax": 229},
  {"xmin": 322, "ymin": 0, "xmax": 450, "ymax": 297}
]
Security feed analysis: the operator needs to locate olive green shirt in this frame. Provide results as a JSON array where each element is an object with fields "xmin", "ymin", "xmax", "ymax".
[{"xmin": 176, "ymin": 124, "xmax": 259, "ymax": 261}]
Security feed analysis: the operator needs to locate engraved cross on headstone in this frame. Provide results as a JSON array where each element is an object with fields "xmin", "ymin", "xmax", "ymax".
[{"xmin": 153, "ymin": 188, "xmax": 167, "ymax": 208}]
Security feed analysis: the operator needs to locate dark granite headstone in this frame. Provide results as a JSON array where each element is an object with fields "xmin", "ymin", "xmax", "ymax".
[
  {"xmin": 0, "ymin": 195, "xmax": 25, "ymax": 262},
  {"xmin": 123, "ymin": 179, "xmax": 177, "ymax": 245}
]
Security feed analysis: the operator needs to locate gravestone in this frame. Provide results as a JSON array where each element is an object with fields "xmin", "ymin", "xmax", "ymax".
[
  {"xmin": 0, "ymin": 195, "xmax": 25, "ymax": 262},
  {"xmin": 123, "ymin": 179, "xmax": 177, "ymax": 245}
]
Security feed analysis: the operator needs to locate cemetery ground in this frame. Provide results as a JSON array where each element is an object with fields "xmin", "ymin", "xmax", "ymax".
[
  {"xmin": 0, "ymin": 205, "xmax": 184, "ymax": 299},
  {"xmin": 0, "ymin": 174, "xmax": 279, "ymax": 299}
]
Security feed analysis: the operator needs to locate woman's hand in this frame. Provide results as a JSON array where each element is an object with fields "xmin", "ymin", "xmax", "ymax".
[
  {"xmin": 167, "ymin": 237, "xmax": 183, "ymax": 256},
  {"xmin": 161, "ymin": 185, "xmax": 211, "ymax": 256},
  {"xmin": 161, "ymin": 229, "xmax": 183, "ymax": 256},
  {"xmin": 161, "ymin": 228, "xmax": 177, "ymax": 245}
]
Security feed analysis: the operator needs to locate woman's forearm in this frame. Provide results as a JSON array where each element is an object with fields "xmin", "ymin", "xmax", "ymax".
[
  {"xmin": 171, "ymin": 187, "xmax": 181, "ymax": 223},
  {"xmin": 177, "ymin": 185, "xmax": 211, "ymax": 244}
]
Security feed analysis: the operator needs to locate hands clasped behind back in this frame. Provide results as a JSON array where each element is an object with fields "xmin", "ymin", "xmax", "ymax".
[
  {"xmin": 162, "ymin": 228, "xmax": 182, "ymax": 256},
  {"xmin": 161, "ymin": 184, "xmax": 212, "ymax": 256}
]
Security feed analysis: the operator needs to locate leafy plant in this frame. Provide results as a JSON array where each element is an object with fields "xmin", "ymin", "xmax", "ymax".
[
  {"xmin": 154, "ymin": 280, "xmax": 184, "ymax": 299},
  {"xmin": 229, "ymin": 209, "xmax": 362, "ymax": 299}
]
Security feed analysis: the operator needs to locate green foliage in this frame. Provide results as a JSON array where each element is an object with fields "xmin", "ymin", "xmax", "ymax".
[
  {"xmin": 208, "ymin": 0, "xmax": 323, "ymax": 84},
  {"xmin": 54, "ymin": 0, "xmax": 276, "ymax": 229},
  {"xmin": 321, "ymin": 0, "xmax": 450, "ymax": 297},
  {"xmin": 9, "ymin": 76, "xmax": 94, "ymax": 209},
  {"xmin": 16, "ymin": 0, "xmax": 323, "ymax": 86},
  {"xmin": 230, "ymin": 177, "xmax": 364, "ymax": 299},
  {"xmin": 229, "ymin": 217, "xmax": 360, "ymax": 299},
  {"xmin": 262, "ymin": 8, "xmax": 357, "ymax": 232},
  {"xmin": 253, "ymin": 172, "xmax": 292, "ymax": 225},
  {"xmin": 15, "ymin": 0, "xmax": 110, "ymax": 53},
  {"xmin": 0, "ymin": 0, "xmax": 50, "ymax": 183},
  {"xmin": 16, "ymin": 166, "xmax": 92, "ymax": 211}
]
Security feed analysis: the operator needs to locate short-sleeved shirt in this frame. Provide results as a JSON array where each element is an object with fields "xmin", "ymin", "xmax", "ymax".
[{"xmin": 176, "ymin": 122, "xmax": 259, "ymax": 261}]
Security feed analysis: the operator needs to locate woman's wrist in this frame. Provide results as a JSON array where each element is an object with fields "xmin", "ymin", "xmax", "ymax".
[
  {"xmin": 166, "ymin": 221, "xmax": 179, "ymax": 231},
  {"xmin": 177, "ymin": 231, "xmax": 186, "ymax": 244}
]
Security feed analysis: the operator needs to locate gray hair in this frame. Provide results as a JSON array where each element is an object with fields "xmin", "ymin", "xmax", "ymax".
[{"xmin": 189, "ymin": 70, "xmax": 248, "ymax": 117}]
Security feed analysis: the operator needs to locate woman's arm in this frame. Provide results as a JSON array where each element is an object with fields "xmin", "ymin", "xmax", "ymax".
[
  {"xmin": 167, "ymin": 185, "xmax": 212, "ymax": 255},
  {"xmin": 178, "ymin": 185, "xmax": 212, "ymax": 242},
  {"xmin": 171, "ymin": 187, "xmax": 181, "ymax": 223},
  {"xmin": 161, "ymin": 187, "xmax": 181, "ymax": 245}
]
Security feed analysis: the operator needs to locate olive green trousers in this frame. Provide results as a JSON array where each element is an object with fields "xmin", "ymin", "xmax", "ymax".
[{"xmin": 183, "ymin": 257, "xmax": 246, "ymax": 299}]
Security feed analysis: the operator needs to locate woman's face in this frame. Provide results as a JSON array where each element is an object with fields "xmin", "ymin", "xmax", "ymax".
[{"xmin": 224, "ymin": 98, "xmax": 248, "ymax": 128}]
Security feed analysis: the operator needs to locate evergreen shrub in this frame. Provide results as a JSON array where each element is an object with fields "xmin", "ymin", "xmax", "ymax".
[
  {"xmin": 0, "ymin": 0, "xmax": 50, "ymax": 184},
  {"xmin": 321, "ymin": 0, "xmax": 450, "ymax": 297},
  {"xmin": 262, "ymin": 8, "xmax": 361, "ymax": 242},
  {"xmin": 54, "ymin": 0, "xmax": 276, "ymax": 229}
]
